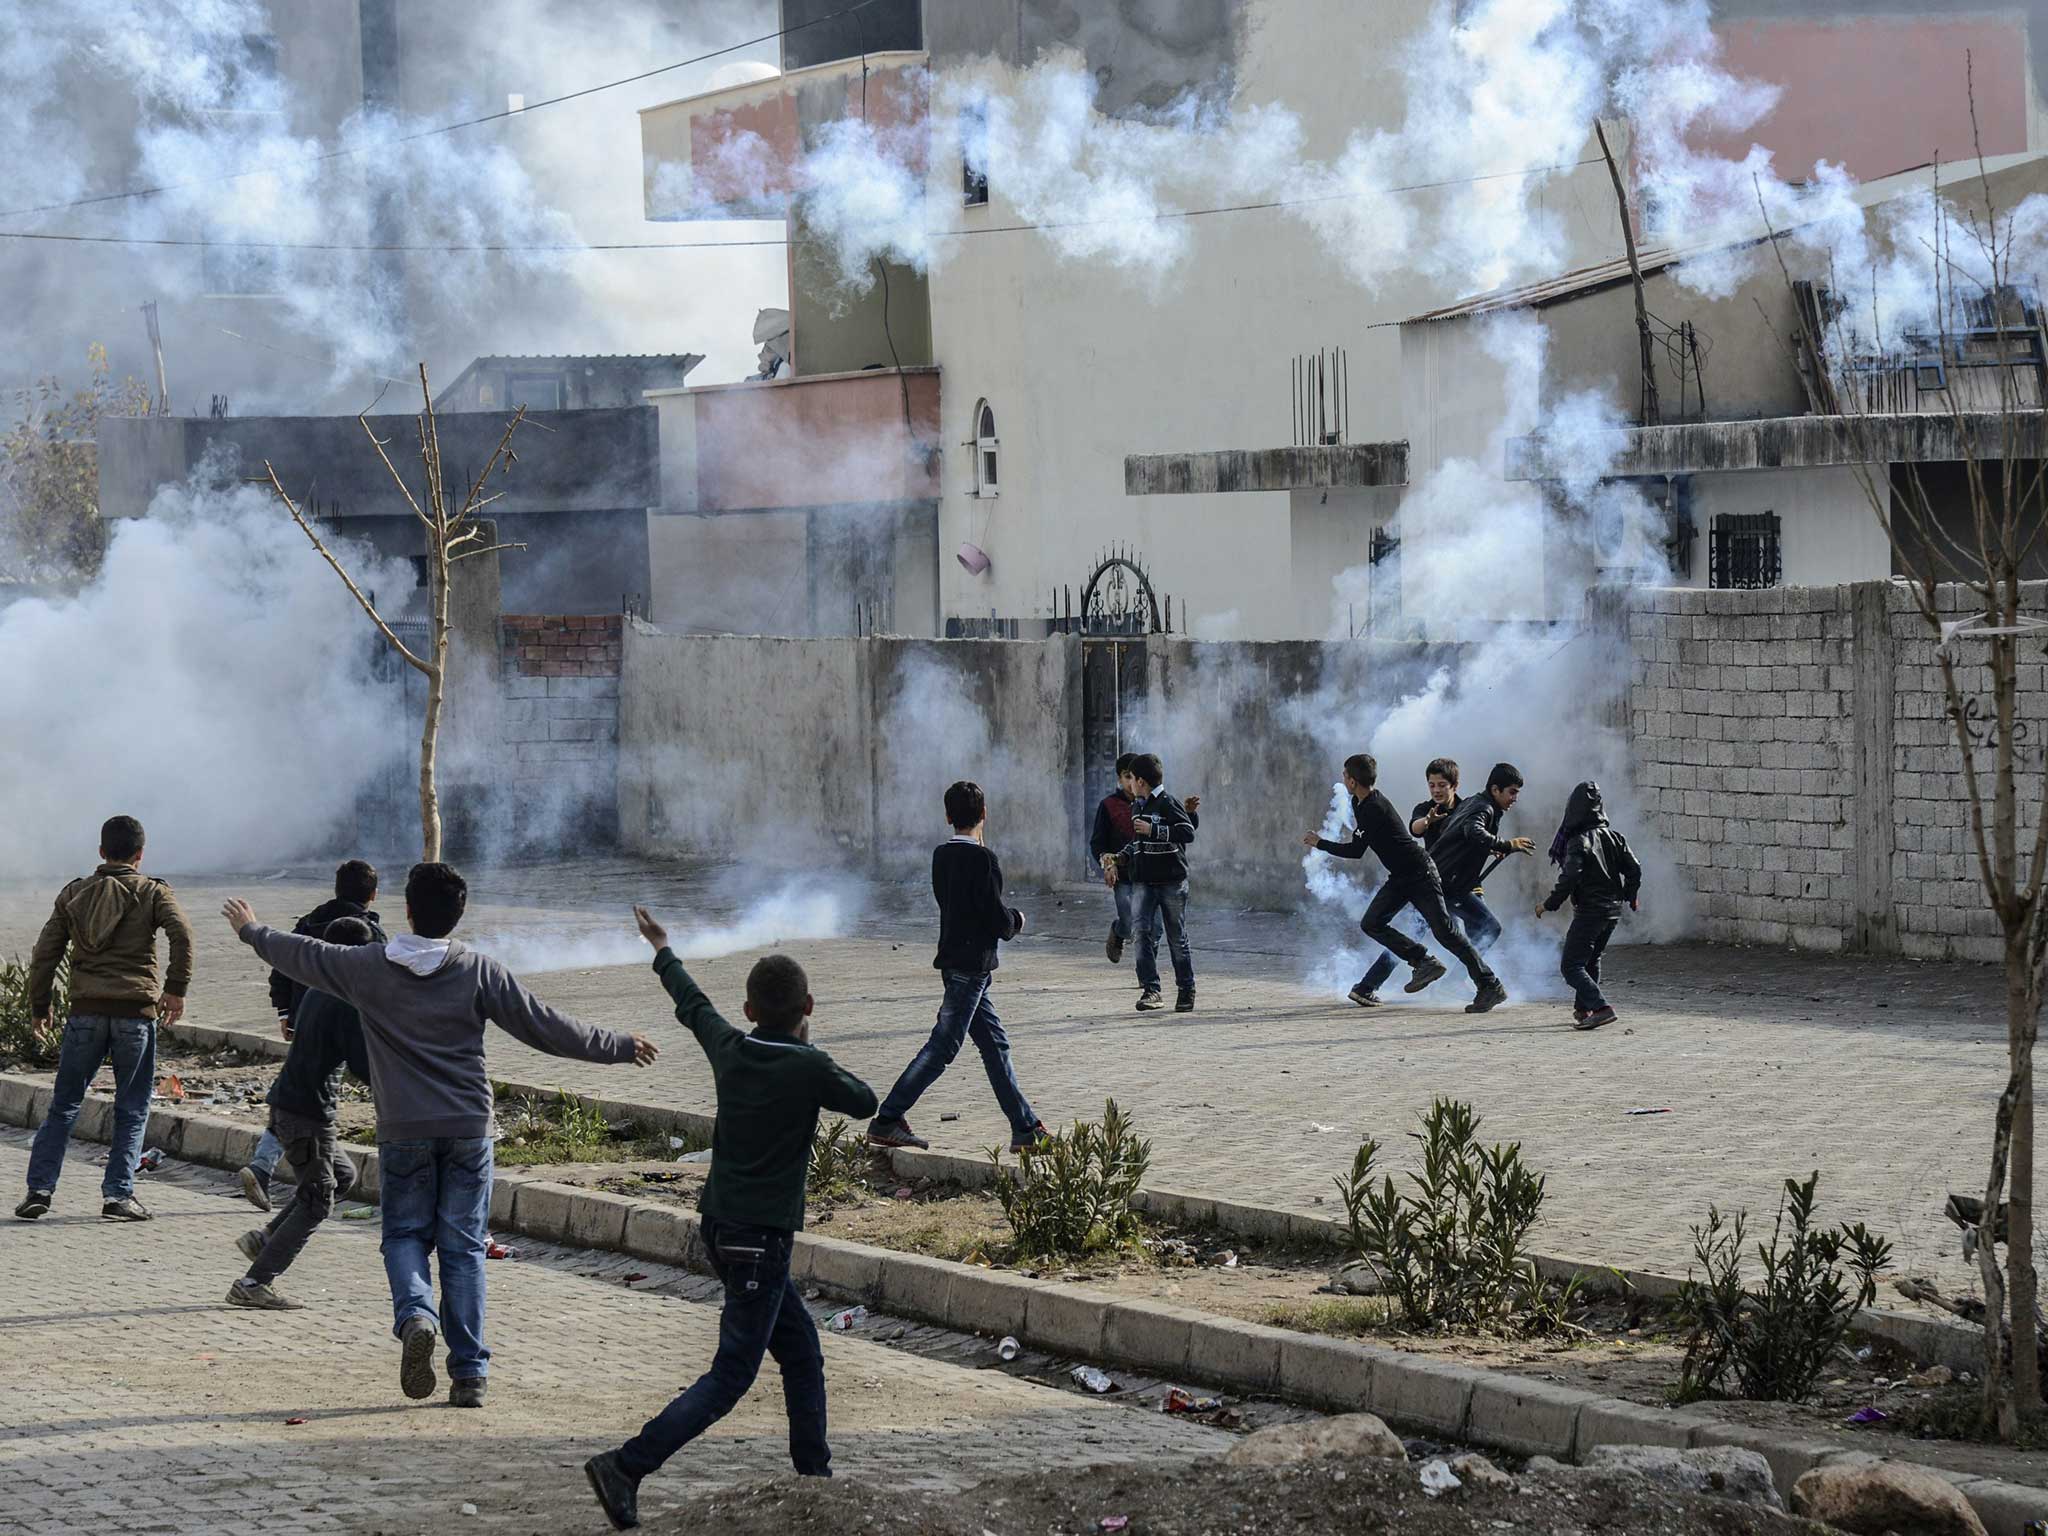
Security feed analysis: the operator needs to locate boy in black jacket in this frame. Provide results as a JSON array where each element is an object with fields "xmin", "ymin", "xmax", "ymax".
[
  {"xmin": 1535, "ymin": 780, "xmax": 1642, "ymax": 1031},
  {"xmin": 1355, "ymin": 757, "xmax": 1463, "ymax": 1004},
  {"xmin": 1125, "ymin": 753, "xmax": 1197, "ymax": 1013},
  {"xmin": 585, "ymin": 908, "xmax": 876, "ymax": 1529},
  {"xmin": 1303, "ymin": 753, "xmax": 1506, "ymax": 1013},
  {"xmin": 867, "ymin": 781, "xmax": 1049, "ymax": 1153},
  {"xmin": 226, "ymin": 915, "xmax": 377, "ymax": 1310}
]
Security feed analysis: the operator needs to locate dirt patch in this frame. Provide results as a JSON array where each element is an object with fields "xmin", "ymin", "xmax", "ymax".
[{"xmin": 628, "ymin": 1450, "xmax": 1829, "ymax": 1536}]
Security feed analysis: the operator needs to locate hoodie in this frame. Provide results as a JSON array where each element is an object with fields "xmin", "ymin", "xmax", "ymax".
[
  {"xmin": 29, "ymin": 863, "xmax": 193, "ymax": 1019},
  {"xmin": 1541, "ymin": 782, "xmax": 1643, "ymax": 912},
  {"xmin": 267, "ymin": 897, "xmax": 387, "ymax": 1017}
]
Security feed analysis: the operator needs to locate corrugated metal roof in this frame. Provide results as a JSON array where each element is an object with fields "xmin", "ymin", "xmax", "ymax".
[{"xmin": 1396, "ymin": 249, "xmax": 1686, "ymax": 325}]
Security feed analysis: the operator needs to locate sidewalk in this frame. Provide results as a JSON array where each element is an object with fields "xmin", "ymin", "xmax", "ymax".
[{"xmin": 0, "ymin": 1130, "xmax": 1224, "ymax": 1536}]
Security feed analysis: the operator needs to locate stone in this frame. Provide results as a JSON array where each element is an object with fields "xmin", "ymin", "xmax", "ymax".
[
  {"xmin": 1327, "ymin": 1260, "xmax": 1385, "ymax": 1295},
  {"xmin": 1583, "ymin": 1444, "xmax": 1783, "ymax": 1510},
  {"xmin": 1220, "ymin": 1412, "xmax": 1407, "ymax": 1467},
  {"xmin": 1448, "ymin": 1453, "xmax": 1513, "ymax": 1489},
  {"xmin": 1791, "ymin": 1454, "xmax": 1988, "ymax": 1536}
]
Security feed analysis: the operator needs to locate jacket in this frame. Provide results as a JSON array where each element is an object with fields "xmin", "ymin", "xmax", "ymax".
[
  {"xmin": 267, "ymin": 989, "xmax": 372, "ymax": 1124},
  {"xmin": 1413, "ymin": 796, "xmax": 1461, "ymax": 851},
  {"xmin": 1126, "ymin": 790, "xmax": 1197, "ymax": 885},
  {"xmin": 268, "ymin": 898, "xmax": 386, "ymax": 1018},
  {"xmin": 1316, "ymin": 790, "xmax": 1432, "ymax": 881},
  {"xmin": 933, "ymin": 838, "xmax": 1024, "ymax": 975},
  {"xmin": 1542, "ymin": 782, "xmax": 1643, "ymax": 911},
  {"xmin": 1431, "ymin": 794, "xmax": 1516, "ymax": 894},
  {"xmin": 241, "ymin": 924, "xmax": 637, "ymax": 1142},
  {"xmin": 29, "ymin": 863, "xmax": 194, "ymax": 1019},
  {"xmin": 1089, "ymin": 791, "xmax": 1139, "ymax": 861},
  {"xmin": 654, "ymin": 947, "xmax": 876, "ymax": 1232}
]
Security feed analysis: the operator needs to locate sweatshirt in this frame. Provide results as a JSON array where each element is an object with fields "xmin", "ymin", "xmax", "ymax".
[
  {"xmin": 240, "ymin": 925, "xmax": 637, "ymax": 1142},
  {"xmin": 932, "ymin": 838, "xmax": 1024, "ymax": 975},
  {"xmin": 267, "ymin": 989, "xmax": 372, "ymax": 1125},
  {"xmin": 1126, "ymin": 789, "xmax": 1197, "ymax": 885},
  {"xmin": 653, "ymin": 948, "xmax": 876, "ymax": 1232},
  {"xmin": 30, "ymin": 863, "xmax": 194, "ymax": 1019},
  {"xmin": 268, "ymin": 898, "xmax": 386, "ymax": 1018},
  {"xmin": 1088, "ymin": 791, "xmax": 1139, "ymax": 861},
  {"xmin": 1316, "ymin": 790, "xmax": 1433, "ymax": 882}
]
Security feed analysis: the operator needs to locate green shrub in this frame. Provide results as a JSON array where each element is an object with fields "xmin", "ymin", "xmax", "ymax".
[
  {"xmin": 990, "ymin": 1098, "xmax": 1150, "ymax": 1261},
  {"xmin": 0, "ymin": 954, "xmax": 68, "ymax": 1066},
  {"xmin": 809, "ymin": 1117, "xmax": 869, "ymax": 1200},
  {"xmin": 1334, "ymin": 1097, "xmax": 1554, "ymax": 1331},
  {"xmin": 1674, "ymin": 1171, "xmax": 1891, "ymax": 1403}
]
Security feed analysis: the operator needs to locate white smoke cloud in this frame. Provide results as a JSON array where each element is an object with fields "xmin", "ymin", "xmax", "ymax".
[{"xmin": 468, "ymin": 882, "xmax": 845, "ymax": 974}]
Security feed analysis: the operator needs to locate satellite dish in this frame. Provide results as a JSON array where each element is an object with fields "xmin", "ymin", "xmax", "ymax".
[{"xmin": 957, "ymin": 543, "xmax": 991, "ymax": 575}]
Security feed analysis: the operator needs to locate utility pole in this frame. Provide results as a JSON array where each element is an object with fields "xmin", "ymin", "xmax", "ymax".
[
  {"xmin": 140, "ymin": 301, "xmax": 169, "ymax": 416},
  {"xmin": 1595, "ymin": 119, "xmax": 1661, "ymax": 427}
]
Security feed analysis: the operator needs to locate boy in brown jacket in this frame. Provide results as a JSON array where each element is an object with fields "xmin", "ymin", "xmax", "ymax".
[{"xmin": 16, "ymin": 815, "xmax": 193, "ymax": 1222}]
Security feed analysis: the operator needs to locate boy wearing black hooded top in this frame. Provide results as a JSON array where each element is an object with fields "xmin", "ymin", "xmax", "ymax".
[
  {"xmin": 1535, "ymin": 780, "xmax": 1643, "ymax": 1031},
  {"xmin": 1124, "ymin": 753, "xmax": 1198, "ymax": 1013},
  {"xmin": 1303, "ymin": 752, "xmax": 1506, "ymax": 1014}
]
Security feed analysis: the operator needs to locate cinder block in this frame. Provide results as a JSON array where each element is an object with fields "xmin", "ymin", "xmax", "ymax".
[
  {"xmin": 623, "ymin": 1203, "xmax": 690, "ymax": 1266},
  {"xmin": 1368, "ymin": 1353, "xmax": 1477, "ymax": 1437},
  {"xmin": 796, "ymin": 1234, "xmax": 882, "ymax": 1300},
  {"xmin": 178, "ymin": 1116, "xmax": 240, "ymax": 1169},
  {"xmin": 143, "ymin": 1106, "xmax": 186, "ymax": 1156},
  {"xmin": 488, "ymin": 1171, "xmax": 525, "ymax": 1227},
  {"xmin": 1466, "ymin": 1373, "xmax": 1587, "ymax": 1457},
  {"xmin": 875, "ymin": 1251, "xmax": 956, "ymax": 1324},
  {"xmin": 26, "ymin": 1082, "xmax": 52, "ymax": 1128},
  {"xmin": 511, "ymin": 1181, "xmax": 576, "ymax": 1243},
  {"xmin": 74, "ymin": 1095, "xmax": 114, "ymax": 1141},
  {"xmin": 0, "ymin": 1075, "xmax": 34, "ymax": 1127},
  {"xmin": 1960, "ymin": 1475, "xmax": 2048, "ymax": 1536},
  {"xmin": 942, "ymin": 1268, "xmax": 1033, "ymax": 1339},
  {"xmin": 890, "ymin": 1146, "xmax": 994, "ymax": 1189},
  {"xmin": 1572, "ymin": 1395, "xmax": 1708, "ymax": 1454},
  {"xmin": 1100, "ymin": 1300, "xmax": 1199, "ymax": 1377},
  {"xmin": 563, "ymin": 1188, "xmax": 636, "ymax": 1252},
  {"xmin": 1024, "ymin": 1282, "xmax": 1110, "ymax": 1358},
  {"xmin": 1183, "ymin": 1316, "xmax": 1287, "ymax": 1393},
  {"xmin": 1278, "ymin": 1333, "xmax": 1376, "ymax": 1411}
]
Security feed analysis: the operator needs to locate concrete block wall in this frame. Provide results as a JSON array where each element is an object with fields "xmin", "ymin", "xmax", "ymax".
[{"xmin": 495, "ymin": 615, "xmax": 621, "ymax": 847}]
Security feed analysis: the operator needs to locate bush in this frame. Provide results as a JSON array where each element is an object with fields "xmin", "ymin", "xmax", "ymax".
[
  {"xmin": 0, "ymin": 954, "xmax": 67, "ymax": 1066},
  {"xmin": 1674, "ymin": 1171, "xmax": 1891, "ymax": 1403},
  {"xmin": 809, "ymin": 1117, "xmax": 870, "ymax": 1200},
  {"xmin": 1334, "ymin": 1097, "xmax": 1556, "ymax": 1332},
  {"xmin": 990, "ymin": 1098, "xmax": 1150, "ymax": 1261}
]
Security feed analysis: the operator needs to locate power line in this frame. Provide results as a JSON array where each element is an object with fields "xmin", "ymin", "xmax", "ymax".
[
  {"xmin": 0, "ymin": 156, "xmax": 1608, "ymax": 254},
  {"xmin": 0, "ymin": 0, "xmax": 883, "ymax": 221}
]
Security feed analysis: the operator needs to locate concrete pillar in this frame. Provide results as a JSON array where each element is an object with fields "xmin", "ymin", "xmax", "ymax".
[{"xmin": 1850, "ymin": 580, "xmax": 1899, "ymax": 953}]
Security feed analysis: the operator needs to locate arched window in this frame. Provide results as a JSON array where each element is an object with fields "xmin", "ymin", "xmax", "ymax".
[{"xmin": 973, "ymin": 399, "xmax": 999, "ymax": 497}]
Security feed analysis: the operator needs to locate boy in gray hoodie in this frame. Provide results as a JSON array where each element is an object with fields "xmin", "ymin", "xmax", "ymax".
[{"xmin": 222, "ymin": 862, "xmax": 659, "ymax": 1407}]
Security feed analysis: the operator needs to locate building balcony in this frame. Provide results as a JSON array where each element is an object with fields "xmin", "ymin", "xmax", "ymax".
[
  {"xmin": 1124, "ymin": 442, "xmax": 1408, "ymax": 496},
  {"xmin": 1504, "ymin": 411, "xmax": 2048, "ymax": 480}
]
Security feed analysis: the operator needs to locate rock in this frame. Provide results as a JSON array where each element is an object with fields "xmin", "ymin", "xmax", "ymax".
[
  {"xmin": 1327, "ymin": 1260, "xmax": 1386, "ymax": 1296},
  {"xmin": 1792, "ymin": 1455, "xmax": 1988, "ymax": 1536},
  {"xmin": 1448, "ymin": 1453, "xmax": 1513, "ymax": 1490},
  {"xmin": 1582, "ymin": 1444, "xmax": 1783, "ymax": 1510},
  {"xmin": 1907, "ymin": 1364, "xmax": 1954, "ymax": 1388},
  {"xmin": 1220, "ymin": 1412, "xmax": 1408, "ymax": 1467}
]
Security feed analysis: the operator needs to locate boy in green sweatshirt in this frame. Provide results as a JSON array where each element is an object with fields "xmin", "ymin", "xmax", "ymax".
[{"xmin": 584, "ymin": 906, "xmax": 877, "ymax": 1530}]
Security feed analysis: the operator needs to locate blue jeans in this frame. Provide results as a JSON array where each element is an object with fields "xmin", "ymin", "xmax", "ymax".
[
  {"xmin": 876, "ymin": 971, "xmax": 1037, "ymax": 1136},
  {"xmin": 617, "ymin": 1220, "xmax": 829, "ymax": 1479},
  {"xmin": 1110, "ymin": 881, "xmax": 1161, "ymax": 944},
  {"xmin": 26, "ymin": 1015, "xmax": 156, "ymax": 1201},
  {"xmin": 250, "ymin": 1124, "xmax": 283, "ymax": 1178},
  {"xmin": 378, "ymin": 1137, "xmax": 494, "ymax": 1380},
  {"xmin": 1131, "ymin": 881, "xmax": 1194, "ymax": 994}
]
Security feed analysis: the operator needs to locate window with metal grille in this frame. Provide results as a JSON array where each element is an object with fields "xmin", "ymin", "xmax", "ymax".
[{"xmin": 1708, "ymin": 511, "xmax": 1782, "ymax": 589}]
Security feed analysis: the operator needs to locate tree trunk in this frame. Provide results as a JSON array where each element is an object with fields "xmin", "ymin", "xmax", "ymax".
[
  {"xmin": 418, "ymin": 546, "xmax": 450, "ymax": 863},
  {"xmin": 1983, "ymin": 1060, "xmax": 2020, "ymax": 1436},
  {"xmin": 2011, "ymin": 956, "xmax": 2040, "ymax": 1418}
]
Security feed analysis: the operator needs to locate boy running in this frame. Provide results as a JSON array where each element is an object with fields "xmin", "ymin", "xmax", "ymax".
[
  {"xmin": 222, "ymin": 862, "xmax": 658, "ymax": 1407},
  {"xmin": 1535, "ymin": 780, "xmax": 1643, "ymax": 1031},
  {"xmin": 1430, "ymin": 762, "xmax": 1535, "ymax": 957},
  {"xmin": 1354, "ymin": 757, "xmax": 1463, "ymax": 1005},
  {"xmin": 584, "ymin": 907, "xmax": 877, "ymax": 1528}
]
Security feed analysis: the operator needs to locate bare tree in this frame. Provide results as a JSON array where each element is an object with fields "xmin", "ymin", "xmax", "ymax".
[
  {"xmin": 1757, "ymin": 86, "xmax": 2048, "ymax": 1435},
  {"xmin": 260, "ymin": 365, "xmax": 527, "ymax": 861}
]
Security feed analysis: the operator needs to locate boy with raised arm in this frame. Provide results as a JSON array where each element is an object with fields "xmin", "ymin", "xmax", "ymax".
[{"xmin": 584, "ymin": 906, "xmax": 877, "ymax": 1530}]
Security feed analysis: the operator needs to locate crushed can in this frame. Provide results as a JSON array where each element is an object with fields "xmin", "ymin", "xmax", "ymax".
[
  {"xmin": 135, "ymin": 1147, "xmax": 165, "ymax": 1172},
  {"xmin": 827, "ymin": 1305, "xmax": 868, "ymax": 1332}
]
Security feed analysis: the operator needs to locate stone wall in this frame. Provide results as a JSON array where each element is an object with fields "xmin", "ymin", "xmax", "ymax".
[{"xmin": 492, "ymin": 614, "xmax": 621, "ymax": 850}]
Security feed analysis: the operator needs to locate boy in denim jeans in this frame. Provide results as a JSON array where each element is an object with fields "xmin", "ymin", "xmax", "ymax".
[
  {"xmin": 865, "ymin": 780, "xmax": 1049, "ymax": 1154},
  {"xmin": 17, "ymin": 815, "xmax": 192, "ymax": 1223},
  {"xmin": 222, "ymin": 863, "xmax": 659, "ymax": 1407},
  {"xmin": 584, "ymin": 906, "xmax": 877, "ymax": 1530}
]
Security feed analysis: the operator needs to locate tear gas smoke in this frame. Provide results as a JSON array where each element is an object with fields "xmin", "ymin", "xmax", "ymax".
[{"xmin": 469, "ymin": 883, "xmax": 845, "ymax": 975}]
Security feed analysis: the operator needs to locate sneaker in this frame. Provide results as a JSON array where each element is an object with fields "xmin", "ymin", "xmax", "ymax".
[
  {"xmin": 15, "ymin": 1191, "xmax": 51, "ymax": 1220},
  {"xmin": 866, "ymin": 1117, "xmax": 929, "ymax": 1151},
  {"xmin": 449, "ymin": 1378, "xmax": 487, "ymax": 1409},
  {"xmin": 1106, "ymin": 926, "xmax": 1125, "ymax": 965},
  {"xmin": 1136, "ymin": 989, "xmax": 1165, "ymax": 1011},
  {"xmin": 1402, "ymin": 957, "xmax": 1448, "ymax": 994},
  {"xmin": 236, "ymin": 1228, "xmax": 269, "ymax": 1264},
  {"xmin": 1575, "ymin": 1005, "xmax": 1618, "ymax": 1031},
  {"xmin": 584, "ymin": 1450, "xmax": 642, "ymax": 1531},
  {"xmin": 399, "ymin": 1316, "xmax": 438, "ymax": 1401},
  {"xmin": 1009, "ymin": 1121, "xmax": 1051, "ymax": 1154},
  {"xmin": 227, "ymin": 1278, "xmax": 304, "ymax": 1311},
  {"xmin": 1346, "ymin": 985, "xmax": 1381, "ymax": 1008},
  {"xmin": 1174, "ymin": 989, "xmax": 1195, "ymax": 1013},
  {"xmin": 1465, "ymin": 979, "xmax": 1508, "ymax": 1014},
  {"xmin": 239, "ymin": 1165, "xmax": 273, "ymax": 1212},
  {"xmin": 100, "ymin": 1196, "xmax": 151, "ymax": 1222}
]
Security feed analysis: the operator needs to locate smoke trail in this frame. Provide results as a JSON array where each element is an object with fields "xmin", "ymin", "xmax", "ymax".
[{"xmin": 469, "ymin": 883, "xmax": 845, "ymax": 974}]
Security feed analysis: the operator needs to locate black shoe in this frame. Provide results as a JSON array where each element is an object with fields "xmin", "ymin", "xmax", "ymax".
[
  {"xmin": 585, "ymin": 1450, "xmax": 642, "ymax": 1530},
  {"xmin": 1106, "ymin": 927, "xmax": 1125, "ymax": 965},
  {"xmin": 449, "ymin": 1377, "xmax": 486, "ymax": 1408},
  {"xmin": 1575, "ymin": 1005, "xmax": 1618, "ymax": 1031},
  {"xmin": 866, "ymin": 1117, "xmax": 929, "ymax": 1150},
  {"xmin": 1465, "ymin": 979, "xmax": 1508, "ymax": 1014},
  {"xmin": 1403, "ymin": 957, "xmax": 1448, "ymax": 994},
  {"xmin": 399, "ymin": 1317, "xmax": 438, "ymax": 1401},
  {"xmin": 100, "ymin": 1196, "xmax": 151, "ymax": 1221},
  {"xmin": 1174, "ymin": 989, "xmax": 1195, "ymax": 1013},
  {"xmin": 1346, "ymin": 985, "xmax": 1381, "ymax": 1008},
  {"xmin": 1136, "ymin": 989, "xmax": 1164, "ymax": 1011},
  {"xmin": 239, "ymin": 1165, "xmax": 273, "ymax": 1212},
  {"xmin": 15, "ymin": 1191, "xmax": 51, "ymax": 1220}
]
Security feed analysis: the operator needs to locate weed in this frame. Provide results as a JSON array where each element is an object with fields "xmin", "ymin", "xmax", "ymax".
[
  {"xmin": 1262, "ymin": 1297, "xmax": 1395, "ymax": 1337},
  {"xmin": 1674, "ymin": 1171, "xmax": 1891, "ymax": 1403},
  {"xmin": 0, "ymin": 954, "xmax": 69, "ymax": 1066},
  {"xmin": 990, "ymin": 1098, "xmax": 1150, "ymax": 1262},
  {"xmin": 809, "ymin": 1118, "xmax": 871, "ymax": 1201}
]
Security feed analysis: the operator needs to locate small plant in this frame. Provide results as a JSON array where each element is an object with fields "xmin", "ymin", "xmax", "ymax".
[
  {"xmin": 1334, "ymin": 1097, "xmax": 1557, "ymax": 1332},
  {"xmin": 809, "ymin": 1117, "xmax": 870, "ymax": 1201},
  {"xmin": 0, "ymin": 954, "xmax": 68, "ymax": 1066},
  {"xmin": 990, "ymin": 1099, "xmax": 1150, "ymax": 1262},
  {"xmin": 1674, "ymin": 1171, "xmax": 1892, "ymax": 1404}
]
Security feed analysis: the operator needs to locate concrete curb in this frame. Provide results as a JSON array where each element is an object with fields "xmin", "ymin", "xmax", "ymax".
[{"xmin": 2, "ymin": 1070, "xmax": 2040, "ymax": 1534}]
